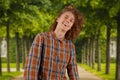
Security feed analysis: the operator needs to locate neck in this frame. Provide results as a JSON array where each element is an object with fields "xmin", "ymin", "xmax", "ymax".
[{"xmin": 54, "ymin": 28, "xmax": 66, "ymax": 41}]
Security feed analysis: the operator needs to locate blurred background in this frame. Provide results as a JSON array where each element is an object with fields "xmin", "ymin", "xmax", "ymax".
[{"xmin": 0, "ymin": 0, "xmax": 120, "ymax": 80}]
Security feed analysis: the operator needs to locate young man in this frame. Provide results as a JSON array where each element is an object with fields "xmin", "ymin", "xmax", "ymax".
[{"xmin": 24, "ymin": 5, "xmax": 84, "ymax": 80}]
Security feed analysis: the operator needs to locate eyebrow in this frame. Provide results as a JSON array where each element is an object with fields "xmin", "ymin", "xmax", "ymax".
[
  {"xmin": 65, "ymin": 15, "xmax": 74, "ymax": 20},
  {"xmin": 65, "ymin": 15, "xmax": 69, "ymax": 17}
]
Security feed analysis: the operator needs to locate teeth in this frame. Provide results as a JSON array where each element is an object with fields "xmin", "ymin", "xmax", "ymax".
[
  {"xmin": 62, "ymin": 22, "xmax": 67, "ymax": 27},
  {"xmin": 64, "ymin": 23, "xmax": 67, "ymax": 26}
]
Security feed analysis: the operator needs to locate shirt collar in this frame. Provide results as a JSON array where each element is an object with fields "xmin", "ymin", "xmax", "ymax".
[
  {"xmin": 51, "ymin": 31, "xmax": 58, "ymax": 40},
  {"xmin": 51, "ymin": 31, "xmax": 66, "ymax": 42}
]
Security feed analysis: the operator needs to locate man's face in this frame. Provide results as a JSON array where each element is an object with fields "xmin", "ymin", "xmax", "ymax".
[{"xmin": 56, "ymin": 11, "xmax": 75, "ymax": 32}]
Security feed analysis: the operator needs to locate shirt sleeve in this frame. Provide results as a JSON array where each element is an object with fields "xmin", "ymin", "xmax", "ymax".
[
  {"xmin": 67, "ymin": 43, "xmax": 79, "ymax": 80},
  {"xmin": 24, "ymin": 33, "xmax": 43, "ymax": 80}
]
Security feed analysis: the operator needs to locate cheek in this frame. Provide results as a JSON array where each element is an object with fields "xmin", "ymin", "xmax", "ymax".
[
  {"xmin": 70, "ymin": 22, "xmax": 74, "ymax": 27},
  {"xmin": 68, "ymin": 23, "xmax": 74, "ymax": 29},
  {"xmin": 68, "ymin": 24, "xmax": 73, "ymax": 30},
  {"xmin": 56, "ymin": 18, "xmax": 60, "ymax": 23},
  {"xmin": 71, "ymin": 20, "xmax": 75, "ymax": 26},
  {"xmin": 56, "ymin": 17, "xmax": 62, "ymax": 23}
]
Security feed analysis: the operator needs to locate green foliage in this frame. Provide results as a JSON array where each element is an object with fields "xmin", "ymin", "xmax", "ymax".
[
  {"xmin": 0, "ymin": 0, "xmax": 118, "ymax": 38},
  {"xmin": 0, "ymin": 26, "xmax": 6, "ymax": 37}
]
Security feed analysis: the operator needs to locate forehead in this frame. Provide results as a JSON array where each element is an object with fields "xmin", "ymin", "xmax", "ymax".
[{"xmin": 61, "ymin": 11, "xmax": 74, "ymax": 18}]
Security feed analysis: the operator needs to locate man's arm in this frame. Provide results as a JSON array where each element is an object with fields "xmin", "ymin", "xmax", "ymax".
[
  {"xmin": 24, "ymin": 34, "xmax": 43, "ymax": 80},
  {"xmin": 67, "ymin": 44, "xmax": 79, "ymax": 80}
]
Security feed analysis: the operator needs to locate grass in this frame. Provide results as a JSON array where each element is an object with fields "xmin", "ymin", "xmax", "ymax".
[
  {"xmin": 1, "ymin": 63, "xmax": 116, "ymax": 80},
  {"xmin": 78, "ymin": 63, "xmax": 116, "ymax": 80},
  {"xmin": 0, "ymin": 63, "xmax": 23, "ymax": 80},
  {"xmin": 0, "ymin": 72, "xmax": 23, "ymax": 80},
  {"xmin": 2, "ymin": 63, "xmax": 23, "ymax": 68}
]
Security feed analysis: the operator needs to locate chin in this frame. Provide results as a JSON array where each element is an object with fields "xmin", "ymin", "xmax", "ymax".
[
  {"xmin": 63, "ymin": 29, "xmax": 69, "ymax": 32},
  {"xmin": 61, "ymin": 26, "xmax": 70, "ymax": 32}
]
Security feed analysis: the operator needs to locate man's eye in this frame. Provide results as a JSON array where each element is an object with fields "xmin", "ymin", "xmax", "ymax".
[
  {"xmin": 65, "ymin": 16, "xmax": 68, "ymax": 19},
  {"xmin": 70, "ymin": 19, "xmax": 73, "ymax": 22}
]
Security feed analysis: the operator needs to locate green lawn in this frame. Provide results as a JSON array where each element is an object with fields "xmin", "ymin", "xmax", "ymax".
[
  {"xmin": 2, "ymin": 63, "xmax": 23, "ymax": 68},
  {"xmin": 0, "ymin": 72, "xmax": 23, "ymax": 80},
  {"xmin": 0, "ymin": 63, "xmax": 23, "ymax": 80},
  {"xmin": 78, "ymin": 63, "xmax": 116, "ymax": 80},
  {"xmin": 1, "ymin": 63, "xmax": 116, "ymax": 80}
]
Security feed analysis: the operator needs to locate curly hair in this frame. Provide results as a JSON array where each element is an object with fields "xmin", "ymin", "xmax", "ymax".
[{"xmin": 50, "ymin": 5, "xmax": 84, "ymax": 40}]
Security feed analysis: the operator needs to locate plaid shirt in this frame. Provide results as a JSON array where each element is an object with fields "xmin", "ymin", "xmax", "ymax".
[{"xmin": 24, "ymin": 31, "xmax": 79, "ymax": 80}]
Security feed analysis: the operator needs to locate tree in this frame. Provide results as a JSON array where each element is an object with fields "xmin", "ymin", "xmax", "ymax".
[
  {"xmin": 106, "ymin": 23, "xmax": 111, "ymax": 74},
  {"xmin": 0, "ymin": 38, "xmax": 2, "ymax": 75},
  {"xmin": 116, "ymin": 10, "xmax": 120, "ymax": 80}
]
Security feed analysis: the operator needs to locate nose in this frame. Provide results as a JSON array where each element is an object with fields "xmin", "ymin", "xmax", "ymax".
[
  {"xmin": 66, "ymin": 21, "xmax": 69, "ymax": 24},
  {"xmin": 66, "ymin": 19, "xmax": 70, "ymax": 24}
]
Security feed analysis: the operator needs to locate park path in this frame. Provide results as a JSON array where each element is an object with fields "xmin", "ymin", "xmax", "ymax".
[
  {"xmin": 11, "ymin": 65, "xmax": 103, "ymax": 80},
  {"xmin": 2, "ymin": 68, "xmax": 24, "ymax": 72},
  {"xmin": 78, "ymin": 66, "xmax": 103, "ymax": 80}
]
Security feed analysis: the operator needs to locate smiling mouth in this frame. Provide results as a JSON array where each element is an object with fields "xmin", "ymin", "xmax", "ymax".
[
  {"xmin": 62, "ymin": 22, "xmax": 67, "ymax": 27},
  {"xmin": 64, "ymin": 24, "xmax": 67, "ymax": 26}
]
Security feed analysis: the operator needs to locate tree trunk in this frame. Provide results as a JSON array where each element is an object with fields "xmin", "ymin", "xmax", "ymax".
[
  {"xmin": 0, "ymin": 38, "xmax": 2, "ymax": 75},
  {"xmin": 24, "ymin": 35, "xmax": 27, "ymax": 60},
  {"xmin": 81, "ymin": 47, "xmax": 84, "ymax": 64},
  {"xmin": 82, "ymin": 44, "xmax": 85, "ymax": 64},
  {"xmin": 22, "ymin": 36, "xmax": 25, "ymax": 69},
  {"xmin": 6, "ymin": 21, "xmax": 10, "ymax": 72},
  {"xmin": 88, "ymin": 38, "xmax": 90, "ymax": 66},
  {"xmin": 15, "ymin": 32, "xmax": 20, "ymax": 71},
  {"xmin": 106, "ymin": 26, "xmax": 111, "ymax": 74},
  {"xmin": 96, "ymin": 29, "xmax": 101, "ymax": 71},
  {"xmin": 91, "ymin": 35, "xmax": 95, "ymax": 69},
  {"xmin": 85, "ymin": 39, "xmax": 87, "ymax": 64},
  {"xmin": 86, "ymin": 39, "xmax": 89, "ymax": 65},
  {"xmin": 28, "ymin": 35, "xmax": 33, "ymax": 50},
  {"xmin": 116, "ymin": 10, "xmax": 120, "ymax": 80},
  {"xmin": 89, "ymin": 37, "xmax": 92, "ymax": 67}
]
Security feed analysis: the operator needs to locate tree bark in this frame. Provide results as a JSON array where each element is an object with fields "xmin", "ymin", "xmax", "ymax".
[
  {"xmin": 89, "ymin": 37, "xmax": 92, "ymax": 67},
  {"xmin": 24, "ymin": 35, "xmax": 27, "ymax": 60},
  {"xmin": 0, "ymin": 38, "xmax": 2, "ymax": 75},
  {"xmin": 15, "ymin": 32, "xmax": 20, "ymax": 71},
  {"xmin": 85, "ymin": 39, "xmax": 87, "ymax": 64},
  {"xmin": 96, "ymin": 29, "xmax": 101, "ymax": 71},
  {"xmin": 22, "ymin": 36, "xmax": 25, "ymax": 69},
  {"xmin": 82, "ymin": 44, "xmax": 85, "ymax": 64},
  {"xmin": 6, "ymin": 21, "xmax": 10, "ymax": 72},
  {"xmin": 91, "ymin": 35, "xmax": 95, "ymax": 69},
  {"xmin": 81, "ymin": 47, "xmax": 84, "ymax": 64},
  {"xmin": 86, "ymin": 39, "xmax": 89, "ymax": 65},
  {"xmin": 116, "ymin": 10, "xmax": 120, "ymax": 80},
  {"xmin": 106, "ymin": 25, "xmax": 111, "ymax": 74}
]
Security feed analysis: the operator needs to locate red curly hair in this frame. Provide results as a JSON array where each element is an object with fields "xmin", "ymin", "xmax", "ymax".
[{"xmin": 50, "ymin": 5, "xmax": 84, "ymax": 40}]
